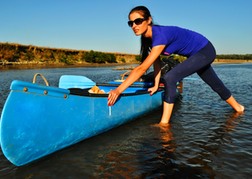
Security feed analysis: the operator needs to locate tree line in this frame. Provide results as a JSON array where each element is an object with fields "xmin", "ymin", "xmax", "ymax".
[
  {"xmin": 0, "ymin": 43, "xmax": 137, "ymax": 65},
  {"xmin": 216, "ymin": 54, "xmax": 252, "ymax": 60}
]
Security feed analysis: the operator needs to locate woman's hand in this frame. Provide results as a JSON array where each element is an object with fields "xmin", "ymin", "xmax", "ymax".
[
  {"xmin": 148, "ymin": 86, "xmax": 159, "ymax": 96},
  {"xmin": 107, "ymin": 89, "xmax": 121, "ymax": 106}
]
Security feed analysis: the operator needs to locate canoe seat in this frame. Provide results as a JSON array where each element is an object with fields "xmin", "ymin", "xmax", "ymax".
[
  {"xmin": 59, "ymin": 75, "xmax": 95, "ymax": 89},
  {"xmin": 69, "ymin": 88, "xmax": 90, "ymax": 96}
]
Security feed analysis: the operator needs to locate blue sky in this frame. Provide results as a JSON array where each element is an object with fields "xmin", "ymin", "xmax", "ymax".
[{"xmin": 1, "ymin": 0, "xmax": 251, "ymax": 55}]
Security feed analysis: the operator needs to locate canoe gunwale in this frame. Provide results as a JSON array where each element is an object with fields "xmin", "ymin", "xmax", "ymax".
[
  {"xmin": 69, "ymin": 87, "xmax": 162, "ymax": 97},
  {"xmin": 9, "ymin": 80, "xmax": 161, "ymax": 98}
]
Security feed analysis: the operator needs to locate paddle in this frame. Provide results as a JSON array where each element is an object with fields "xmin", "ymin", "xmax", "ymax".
[{"xmin": 59, "ymin": 75, "xmax": 96, "ymax": 89}]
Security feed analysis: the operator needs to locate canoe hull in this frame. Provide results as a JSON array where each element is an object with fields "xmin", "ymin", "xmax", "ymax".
[{"xmin": 0, "ymin": 80, "xmax": 163, "ymax": 166}]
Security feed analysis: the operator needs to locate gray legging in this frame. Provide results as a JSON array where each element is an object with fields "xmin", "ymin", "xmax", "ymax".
[{"xmin": 162, "ymin": 42, "xmax": 231, "ymax": 103}]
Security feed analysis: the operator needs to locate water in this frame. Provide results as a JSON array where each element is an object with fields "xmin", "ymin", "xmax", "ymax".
[{"xmin": 0, "ymin": 64, "xmax": 251, "ymax": 178}]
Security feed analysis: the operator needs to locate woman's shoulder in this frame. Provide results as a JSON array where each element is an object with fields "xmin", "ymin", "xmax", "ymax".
[
  {"xmin": 153, "ymin": 25, "xmax": 180, "ymax": 32},
  {"xmin": 153, "ymin": 25, "xmax": 179, "ymax": 28},
  {"xmin": 153, "ymin": 25, "xmax": 181, "ymax": 35}
]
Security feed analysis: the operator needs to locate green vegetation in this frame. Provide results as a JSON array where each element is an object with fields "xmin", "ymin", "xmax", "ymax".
[
  {"xmin": 0, "ymin": 42, "xmax": 136, "ymax": 66},
  {"xmin": 85, "ymin": 50, "xmax": 116, "ymax": 63},
  {"xmin": 216, "ymin": 54, "xmax": 252, "ymax": 60}
]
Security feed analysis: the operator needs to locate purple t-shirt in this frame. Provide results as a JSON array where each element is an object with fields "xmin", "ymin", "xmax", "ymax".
[{"xmin": 152, "ymin": 25, "xmax": 209, "ymax": 57}]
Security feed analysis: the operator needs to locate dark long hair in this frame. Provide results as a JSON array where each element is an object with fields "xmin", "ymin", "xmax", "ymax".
[{"xmin": 128, "ymin": 6, "xmax": 153, "ymax": 62}]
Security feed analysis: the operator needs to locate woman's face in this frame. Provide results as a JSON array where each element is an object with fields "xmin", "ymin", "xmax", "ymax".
[{"xmin": 128, "ymin": 12, "xmax": 150, "ymax": 36}]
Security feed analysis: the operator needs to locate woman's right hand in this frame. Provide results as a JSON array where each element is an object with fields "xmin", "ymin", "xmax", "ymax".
[{"xmin": 107, "ymin": 89, "xmax": 121, "ymax": 106}]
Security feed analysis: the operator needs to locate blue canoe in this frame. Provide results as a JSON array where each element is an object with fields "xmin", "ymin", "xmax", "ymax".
[{"xmin": 0, "ymin": 74, "xmax": 174, "ymax": 166}]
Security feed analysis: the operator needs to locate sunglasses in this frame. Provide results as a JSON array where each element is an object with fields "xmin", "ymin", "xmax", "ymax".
[{"xmin": 128, "ymin": 18, "xmax": 147, "ymax": 27}]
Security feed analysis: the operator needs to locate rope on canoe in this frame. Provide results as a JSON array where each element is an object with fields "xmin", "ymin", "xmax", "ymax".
[
  {"xmin": 120, "ymin": 70, "xmax": 131, "ymax": 81},
  {"xmin": 32, "ymin": 73, "xmax": 49, "ymax": 86}
]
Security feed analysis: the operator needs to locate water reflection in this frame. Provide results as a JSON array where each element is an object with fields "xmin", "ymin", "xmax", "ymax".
[
  {"xmin": 91, "ymin": 119, "xmax": 177, "ymax": 178},
  {"xmin": 157, "ymin": 125, "xmax": 175, "ymax": 151},
  {"xmin": 185, "ymin": 111, "xmax": 245, "ymax": 178},
  {"xmin": 223, "ymin": 112, "xmax": 243, "ymax": 132}
]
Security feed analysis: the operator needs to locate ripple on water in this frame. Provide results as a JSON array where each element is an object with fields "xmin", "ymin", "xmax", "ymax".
[{"xmin": 0, "ymin": 64, "xmax": 252, "ymax": 178}]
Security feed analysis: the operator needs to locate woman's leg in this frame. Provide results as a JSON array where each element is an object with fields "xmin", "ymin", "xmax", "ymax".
[
  {"xmin": 160, "ymin": 52, "xmax": 213, "ymax": 124},
  {"xmin": 160, "ymin": 102, "xmax": 174, "ymax": 124},
  {"xmin": 197, "ymin": 65, "xmax": 231, "ymax": 100},
  {"xmin": 197, "ymin": 64, "xmax": 244, "ymax": 112},
  {"xmin": 160, "ymin": 42, "xmax": 244, "ymax": 125}
]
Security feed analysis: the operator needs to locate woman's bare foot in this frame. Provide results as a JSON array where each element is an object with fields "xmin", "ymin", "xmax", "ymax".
[
  {"xmin": 226, "ymin": 96, "xmax": 245, "ymax": 113},
  {"xmin": 236, "ymin": 104, "xmax": 245, "ymax": 113},
  {"xmin": 159, "ymin": 122, "xmax": 170, "ymax": 126},
  {"xmin": 151, "ymin": 122, "xmax": 170, "ymax": 130}
]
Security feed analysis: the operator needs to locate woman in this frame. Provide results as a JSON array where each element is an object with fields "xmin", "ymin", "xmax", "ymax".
[{"xmin": 108, "ymin": 6, "xmax": 244, "ymax": 125}]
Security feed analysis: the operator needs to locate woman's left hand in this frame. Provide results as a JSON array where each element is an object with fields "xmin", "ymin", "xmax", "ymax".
[
  {"xmin": 107, "ymin": 89, "xmax": 121, "ymax": 106},
  {"xmin": 148, "ymin": 86, "xmax": 158, "ymax": 96}
]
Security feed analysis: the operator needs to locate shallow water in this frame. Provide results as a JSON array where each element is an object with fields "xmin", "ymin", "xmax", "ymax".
[{"xmin": 0, "ymin": 64, "xmax": 251, "ymax": 178}]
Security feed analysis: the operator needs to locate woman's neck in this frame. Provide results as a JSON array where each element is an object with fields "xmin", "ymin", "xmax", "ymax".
[{"xmin": 143, "ymin": 25, "xmax": 152, "ymax": 38}]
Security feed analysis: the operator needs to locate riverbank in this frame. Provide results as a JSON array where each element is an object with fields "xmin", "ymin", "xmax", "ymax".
[
  {"xmin": 1, "ymin": 59, "xmax": 251, "ymax": 71},
  {"xmin": 1, "ymin": 42, "xmax": 251, "ymax": 71},
  {"xmin": 214, "ymin": 59, "xmax": 252, "ymax": 64},
  {"xmin": 0, "ymin": 62, "xmax": 139, "ymax": 71}
]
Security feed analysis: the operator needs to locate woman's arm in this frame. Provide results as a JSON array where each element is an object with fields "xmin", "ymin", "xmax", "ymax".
[
  {"xmin": 148, "ymin": 57, "xmax": 161, "ymax": 95},
  {"xmin": 108, "ymin": 45, "xmax": 165, "ymax": 106}
]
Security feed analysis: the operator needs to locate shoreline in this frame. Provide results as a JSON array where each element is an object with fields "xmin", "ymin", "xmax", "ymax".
[
  {"xmin": 0, "ymin": 62, "xmax": 138, "ymax": 71},
  {"xmin": 0, "ymin": 60, "xmax": 251, "ymax": 71},
  {"xmin": 213, "ymin": 59, "xmax": 252, "ymax": 64}
]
